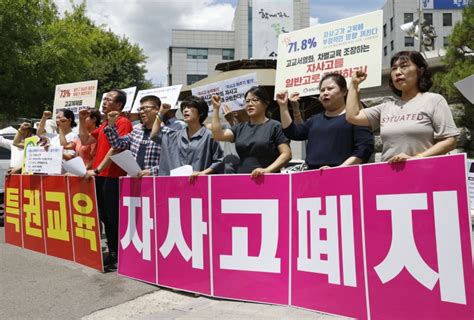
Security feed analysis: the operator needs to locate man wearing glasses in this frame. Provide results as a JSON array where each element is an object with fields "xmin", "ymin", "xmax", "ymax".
[
  {"xmin": 79, "ymin": 89, "xmax": 133, "ymax": 271},
  {"xmin": 104, "ymin": 95, "xmax": 164, "ymax": 177}
]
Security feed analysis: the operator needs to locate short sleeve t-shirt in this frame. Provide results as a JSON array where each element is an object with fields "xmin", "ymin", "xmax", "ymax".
[
  {"xmin": 230, "ymin": 119, "xmax": 289, "ymax": 173},
  {"xmin": 91, "ymin": 116, "xmax": 132, "ymax": 177},
  {"xmin": 363, "ymin": 92, "xmax": 459, "ymax": 161}
]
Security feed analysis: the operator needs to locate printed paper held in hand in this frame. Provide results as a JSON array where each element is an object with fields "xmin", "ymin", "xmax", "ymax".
[
  {"xmin": 63, "ymin": 157, "xmax": 87, "ymax": 176},
  {"xmin": 170, "ymin": 165, "xmax": 193, "ymax": 176},
  {"xmin": 110, "ymin": 150, "xmax": 141, "ymax": 176}
]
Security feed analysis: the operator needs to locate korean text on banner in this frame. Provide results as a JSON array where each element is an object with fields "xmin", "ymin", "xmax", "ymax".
[
  {"xmin": 275, "ymin": 10, "xmax": 383, "ymax": 97},
  {"xmin": 53, "ymin": 80, "xmax": 98, "ymax": 118},
  {"xmin": 362, "ymin": 155, "xmax": 474, "ymax": 319},
  {"xmin": 25, "ymin": 146, "xmax": 63, "ymax": 175},
  {"xmin": 131, "ymin": 85, "xmax": 182, "ymax": 113},
  {"xmin": 192, "ymin": 73, "xmax": 258, "ymax": 112}
]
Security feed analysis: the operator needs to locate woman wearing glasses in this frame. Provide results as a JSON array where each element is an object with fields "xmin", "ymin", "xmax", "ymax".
[
  {"xmin": 277, "ymin": 72, "xmax": 374, "ymax": 170},
  {"xmin": 211, "ymin": 86, "xmax": 291, "ymax": 177}
]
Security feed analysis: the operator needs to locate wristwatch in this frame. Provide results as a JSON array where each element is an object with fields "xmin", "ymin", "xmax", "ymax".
[{"xmin": 93, "ymin": 168, "xmax": 100, "ymax": 175}]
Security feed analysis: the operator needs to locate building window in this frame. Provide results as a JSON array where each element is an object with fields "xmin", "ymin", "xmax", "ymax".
[
  {"xmin": 383, "ymin": 24, "xmax": 387, "ymax": 37},
  {"xmin": 390, "ymin": 17, "xmax": 394, "ymax": 30},
  {"xmin": 187, "ymin": 74, "xmax": 207, "ymax": 85},
  {"xmin": 423, "ymin": 13, "xmax": 433, "ymax": 25},
  {"xmin": 404, "ymin": 13, "xmax": 414, "ymax": 23},
  {"xmin": 390, "ymin": 40, "xmax": 394, "ymax": 51},
  {"xmin": 187, "ymin": 48, "xmax": 208, "ymax": 59},
  {"xmin": 443, "ymin": 13, "xmax": 452, "ymax": 26},
  {"xmin": 443, "ymin": 36, "xmax": 449, "ymax": 47},
  {"xmin": 222, "ymin": 49, "xmax": 234, "ymax": 60},
  {"xmin": 405, "ymin": 36, "xmax": 415, "ymax": 47},
  {"xmin": 384, "ymin": 46, "xmax": 387, "ymax": 56}
]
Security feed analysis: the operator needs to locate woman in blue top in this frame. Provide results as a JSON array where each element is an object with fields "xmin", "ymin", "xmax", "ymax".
[{"xmin": 276, "ymin": 72, "xmax": 374, "ymax": 170}]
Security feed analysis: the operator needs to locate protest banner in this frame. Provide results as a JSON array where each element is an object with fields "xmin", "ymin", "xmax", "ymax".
[
  {"xmin": 362, "ymin": 155, "xmax": 474, "ymax": 319},
  {"xmin": 291, "ymin": 166, "xmax": 367, "ymax": 318},
  {"xmin": 192, "ymin": 73, "xmax": 258, "ymax": 112},
  {"xmin": 98, "ymin": 86, "xmax": 137, "ymax": 114},
  {"xmin": 118, "ymin": 177, "xmax": 157, "ymax": 284},
  {"xmin": 25, "ymin": 146, "xmax": 63, "ymax": 175},
  {"xmin": 4, "ymin": 174, "xmax": 23, "ymax": 247},
  {"xmin": 116, "ymin": 154, "xmax": 473, "ymax": 319},
  {"xmin": 3, "ymin": 175, "xmax": 103, "ymax": 271},
  {"xmin": 275, "ymin": 10, "xmax": 383, "ymax": 97},
  {"xmin": 130, "ymin": 85, "xmax": 182, "ymax": 113},
  {"xmin": 155, "ymin": 176, "xmax": 211, "ymax": 295},
  {"xmin": 53, "ymin": 80, "xmax": 98, "ymax": 118},
  {"xmin": 252, "ymin": 0, "xmax": 293, "ymax": 58},
  {"xmin": 22, "ymin": 136, "xmax": 39, "ymax": 174}
]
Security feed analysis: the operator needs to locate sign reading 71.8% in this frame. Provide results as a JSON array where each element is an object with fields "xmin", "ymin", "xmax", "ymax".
[{"xmin": 287, "ymin": 37, "xmax": 317, "ymax": 53}]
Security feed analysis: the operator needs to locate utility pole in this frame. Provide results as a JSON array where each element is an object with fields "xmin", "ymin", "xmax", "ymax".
[{"xmin": 418, "ymin": 0, "xmax": 424, "ymax": 53}]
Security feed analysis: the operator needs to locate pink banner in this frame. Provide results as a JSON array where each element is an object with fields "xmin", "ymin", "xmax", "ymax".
[
  {"xmin": 155, "ymin": 176, "xmax": 211, "ymax": 295},
  {"xmin": 115, "ymin": 155, "xmax": 474, "ymax": 319},
  {"xmin": 211, "ymin": 174, "xmax": 290, "ymax": 304},
  {"xmin": 362, "ymin": 154, "xmax": 474, "ymax": 319},
  {"xmin": 291, "ymin": 166, "xmax": 368, "ymax": 318},
  {"xmin": 118, "ymin": 177, "xmax": 157, "ymax": 284}
]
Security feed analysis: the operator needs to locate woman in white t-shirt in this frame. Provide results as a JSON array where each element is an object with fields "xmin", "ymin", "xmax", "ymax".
[
  {"xmin": 345, "ymin": 50, "xmax": 459, "ymax": 163},
  {"xmin": 37, "ymin": 109, "xmax": 78, "ymax": 159}
]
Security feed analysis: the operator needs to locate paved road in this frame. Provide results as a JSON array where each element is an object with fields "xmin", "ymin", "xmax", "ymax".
[{"xmin": 0, "ymin": 226, "xmax": 340, "ymax": 319}]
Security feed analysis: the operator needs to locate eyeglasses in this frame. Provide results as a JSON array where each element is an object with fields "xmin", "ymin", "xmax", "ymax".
[
  {"xmin": 139, "ymin": 106, "xmax": 156, "ymax": 111},
  {"xmin": 245, "ymin": 98, "xmax": 260, "ymax": 104}
]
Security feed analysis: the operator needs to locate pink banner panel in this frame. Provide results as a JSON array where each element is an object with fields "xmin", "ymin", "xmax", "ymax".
[
  {"xmin": 118, "ymin": 177, "xmax": 157, "ymax": 284},
  {"xmin": 211, "ymin": 174, "xmax": 290, "ymax": 305},
  {"xmin": 155, "ymin": 176, "xmax": 211, "ymax": 295},
  {"xmin": 291, "ymin": 166, "xmax": 368, "ymax": 319},
  {"xmin": 362, "ymin": 154, "xmax": 474, "ymax": 319}
]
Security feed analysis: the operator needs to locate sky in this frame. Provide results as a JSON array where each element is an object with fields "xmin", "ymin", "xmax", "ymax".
[{"xmin": 54, "ymin": 0, "xmax": 387, "ymax": 86}]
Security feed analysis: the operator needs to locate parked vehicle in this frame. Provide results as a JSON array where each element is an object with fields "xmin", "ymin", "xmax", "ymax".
[{"xmin": 0, "ymin": 127, "xmax": 17, "ymax": 226}]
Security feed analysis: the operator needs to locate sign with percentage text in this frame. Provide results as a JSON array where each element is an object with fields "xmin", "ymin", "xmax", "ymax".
[
  {"xmin": 53, "ymin": 80, "xmax": 98, "ymax": 118},
  {"xmin": 275, "ymin": 10, "xmax": 383, "ymax": 98}
]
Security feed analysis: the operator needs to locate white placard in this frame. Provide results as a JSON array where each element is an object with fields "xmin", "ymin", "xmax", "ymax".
[
  {"xmin": 192, "ymin": 73, "xmax": 258, "ymax": 112},
  {"xmin": 110, "ymin": 150, "xmax": 141, "ymax": 176},
  {"xmin": 131, "ymin": 85, "xmax": 183, "ymax": 113},
  {"xmin": 275, "ymin": 10, "xmax": 383, "ymax": 97},
  {"xmin": 63, "ymin": 157, "xmax": 87, "ymax": 177},
  {"xmin": 170, "ymin": 165, "xmax": 193, "ymax": 177},
  {"xmin": 454, "ymin": 74, "xmax": 474, "ymax": 104},
  {"xmin": 252, "ymin": 0, "xmax": 293, "ymax": 58},
  {"xmin": 25, "ymin": 146, "xmax": 63, "ymax": 174},
  {"xmin": 53, "ymin": 80, "xmax": 98, "ymax": 119},
  {"xmin": 466, "ymin": 159, "xmax": 474, "ymax": 217},
  {"xmin": 99, "ymin": 86, "xmax": 137, "ymax": 113}
]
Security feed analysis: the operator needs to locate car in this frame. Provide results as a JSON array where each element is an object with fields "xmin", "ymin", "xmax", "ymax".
[{"xmin": 0, "ymin": 128, "xmax": 17, "ymax": 226}]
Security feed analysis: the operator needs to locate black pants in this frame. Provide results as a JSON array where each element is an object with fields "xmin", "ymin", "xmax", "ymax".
[{"xmin": 95, "ymin": 176, "xmax": 119, "ymax": 255}]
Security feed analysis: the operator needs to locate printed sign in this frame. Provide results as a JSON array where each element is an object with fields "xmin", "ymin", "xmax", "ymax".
[
  {"xmin": 252, "ymin": 0, "xmax": 294, "ymax": 58},
  {"xmin": 131, "ymin": 85, "xmax": 182, "ymax": 113},
  {"xmin": 275, "ymin": 10, "xmax": 383, "ymax": 97},
  {"xmin": 192, "ymin": 73, "xmax": 258, "ymax": 112},
  {"xmin": 53, "ymin": 80, "xmax": 98, "ymax": 118},
  {"xmin": 25, "ymin": 146, "xmax": 63, "ymax": 175}
]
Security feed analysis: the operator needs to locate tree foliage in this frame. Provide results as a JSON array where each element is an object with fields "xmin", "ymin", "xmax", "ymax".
[
  {"xmin": 0, "ymin": 0, "xmax": 152, "ymax": 119},
  {"xmin": 433, "ymin": 3, "xmax": 474, "ymax": 103}
]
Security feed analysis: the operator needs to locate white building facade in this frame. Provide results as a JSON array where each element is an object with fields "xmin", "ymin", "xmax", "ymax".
[
  {"xmin": 168, "ymin": 0, "xmax": 310, "ymax": 86},
  {"xmin": 381, "ymin": 0, "xmax": 468, "ymax": 66}
]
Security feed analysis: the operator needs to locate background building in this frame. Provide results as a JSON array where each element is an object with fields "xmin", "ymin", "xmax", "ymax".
[
  {"xmin": 381, "ymin": 0, "xmax": 468, "ymax": 66},
  {"xmin": 168, "ymin": 0, "xmax": 310, "ymax": 86}
]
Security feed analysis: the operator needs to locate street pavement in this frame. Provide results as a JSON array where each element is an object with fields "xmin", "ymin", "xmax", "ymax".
[{"xmin": 0, "ymin": 226, "xmax": 342, "ymax": 319}]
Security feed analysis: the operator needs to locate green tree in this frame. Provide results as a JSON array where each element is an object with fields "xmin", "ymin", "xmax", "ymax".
[
  {"xmin": 0, "ymin": 0, "xmax": 152, "ymax": 119},
  {"xmin": 433, "ymin": 3, "xmax": 474, "ymax": 103}
]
